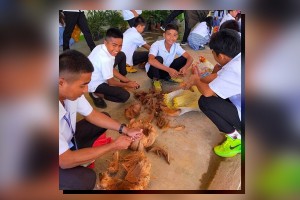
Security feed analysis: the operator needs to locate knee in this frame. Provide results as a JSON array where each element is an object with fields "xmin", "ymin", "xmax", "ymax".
[
  {"xmin": 118, "ymin": 51, "xmax": 126, "ymax": 59},
  {"xmin": 83, "ymin": 168, "xmax": 97, "ymax": 190},
  {"xmin": 120, "ymin": 91, "xmax": 130, "ymax": 103},
  {"xmin": 155, "ymin": 56, "xmax": 163, "ymax": 63},
  {"xmin": 199, "ymin": 95, "xmax": 208, "ymax": 111}
]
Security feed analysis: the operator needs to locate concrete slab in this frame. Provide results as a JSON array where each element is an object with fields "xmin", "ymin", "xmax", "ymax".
[{"xmin": 62, "ymin": 30, "xmax": 241, "ymax": 190}]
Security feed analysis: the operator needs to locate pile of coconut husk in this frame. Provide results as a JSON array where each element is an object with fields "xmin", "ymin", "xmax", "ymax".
[{"xmin": 99, "ymin": 151, "xmax": 151, "ymax": 190}]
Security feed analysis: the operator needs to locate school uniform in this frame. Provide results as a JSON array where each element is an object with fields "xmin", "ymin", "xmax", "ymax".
[
  {"xmin": 59, "ymin": 95, "xmax": 107, "ymax": 190},
  {"xmin": 122, "ymin": 10, "xmax": 142, "ymax": 27},
  {"xmin": 62, "ymin": 10, "xmax": 95, "ymax": 51},
  {"xmin": 88, "ymin": 44, "xmax": 130, "ymax": 103},
  {"xmin": 122, "ymin": 27, "xmax": 148, "ymax": 66},
  {"xmin": 188, "ymin": 22, "xmax": 211, "ymax": 50},
  {"xmin": 145, "ymin": 39, "xmax": 187, "ymax": 80},
  {"xmin": 219, "ymin": 13, "xmax": 236, "ymax": 27},
  {"xmin": 199, "ymin": 53, "xmax": 241, "ymax": 133}
]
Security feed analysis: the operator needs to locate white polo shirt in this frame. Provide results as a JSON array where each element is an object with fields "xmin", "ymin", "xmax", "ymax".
[
  {"xmin": 191, "ymin": 21, "xmax": 210, "ymax": 38},
  {"xmin": 145, "ymin": 40, "xmax": 186, "ymax": 72},
  {"xmin": 88, "ymin": 44, "xmax": 115, "ymax": 92},
  {"xmin": 122, "ymin": 27, "xmax": 147, "ymax": 66},
  {"xmin": 122, "ymin": 10, "xmax": 142, "ymax": 20},
  {"xmin": 59, "ymin": 95, "xmax": 93, "ymax": 155},
  {"xmin": 220, "ymin": 13, "xmax": 236, "ymax": 26},
  {"xmin": 209, "ymin": 53, "xmax": 241, "ymax": 120}
]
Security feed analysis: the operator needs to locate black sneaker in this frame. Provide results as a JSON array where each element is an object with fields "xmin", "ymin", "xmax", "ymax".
[{"xmin": 89, "ymin": 93, "xmax": 107, "ymax": 108}]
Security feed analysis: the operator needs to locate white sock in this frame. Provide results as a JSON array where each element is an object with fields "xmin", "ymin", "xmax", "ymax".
[
  {"xmin": 227, "ymin": 130, "xmax": 241, "ymax": 139},
  {"xmin": 92, "ymin": 93, "xmax": 99, "ymax": 98}
]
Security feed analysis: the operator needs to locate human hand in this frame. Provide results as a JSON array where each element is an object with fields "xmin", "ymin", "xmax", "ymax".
[
  {"xmin": 124, "ymin": 127, "xmax": 143, "ymax": 140},
  {"xmin": 127, "ymin": 81, "xmax": 140, "ymax": 89},
  {"xmin": 179, "ymin": 67, "xmax": 188, "ymax": 75},
  {"xmin": 168, "ymin": 68, "xmax": 179, "ymax": 78},
  {"xmin": 113, "ymin": 135, "xmax": 132, "ymax": 150}
]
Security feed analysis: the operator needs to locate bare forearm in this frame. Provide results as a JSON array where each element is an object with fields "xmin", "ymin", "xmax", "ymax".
[
  {"xmin": 182, "ymin": 56, "xmax": 193, "ymax": 71},
  {"xmin": 142, "ymin": 44, "xmax": 151, "ymax": 50},
  {"xmin": 149, "ymin": 59, "xmax": 169, "ymax": 72},
  {"xmin": 200, "ymin": 73, "xmax": 217, "ymax": 84},
  {"xmin": 59, "ymin": 143, "xmax": 116, "ymax": 169},
  {"xmin": 194, "ymin": 79, "xmax": 216, "ymax": 97},
  {"xmin": 107, "ymin": 78, "xmax": 127, "ymax": 87}
]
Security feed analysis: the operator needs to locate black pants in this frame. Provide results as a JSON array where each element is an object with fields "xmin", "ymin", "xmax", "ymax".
[
  {"xmin": 147, "ymin": 56, "xmax": 187, "ymax": 80},
  {"xmin": 114, "ymin": 51, "xmax": 127, "ymax": 76},
  {"xmin": 95, "ymin": 83, "xmax": 130, "ymax": 103},
  {"xmin": 133, "ymin": 51, "xmax": 148, "ymax": 66},
  {"xmin": 199, "ymin": 96, "xmax": 241, "ymax": 133},
  {"xmin": 59, "ymin": 116, "xmax": 109, "ymax": 190},
  {"xmin": 63, "ymin": 11, "xmax": 96, "ymax": 51},
  {"xmin": 161, "ymin": 10, "xmax": 184, "ymax": 28}
]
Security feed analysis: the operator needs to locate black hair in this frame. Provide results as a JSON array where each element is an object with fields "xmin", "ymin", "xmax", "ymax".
[
  {"xmin": 220, "ymin": 20, "xmax": 240, "ymax": 32},
  {"xmin": 236, "ymin": 13, "xmax": 241, "ymax": 21},
  {"xmin": 165, "ymin": 23, "xmax": 179, "ymax": 32},
  {"xmin": 204, "ymin": 16, "xmax": 213, "ymax": 33},
  {"xmin": 209, "ymin": 29, "xmax": 241, "ymax": 58},
  {"xmin": 133, "ymin": 16, "xmax": 146, "ymax": 27},
  {"xmin": 105, "ymin": 27, "xmax": 123, "ymax": 40},
  {"xmin": 59, "ymin": 50, "xmax": 94, "ymax": 76}
]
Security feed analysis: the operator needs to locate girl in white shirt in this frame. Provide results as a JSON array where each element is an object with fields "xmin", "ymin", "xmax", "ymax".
[{"xmin": 187, "ymin": 16, "xmax": 213, "ymax": 50}]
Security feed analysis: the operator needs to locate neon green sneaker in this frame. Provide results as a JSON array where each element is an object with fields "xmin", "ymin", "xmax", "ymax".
[
  {"xmin": 153, "ymin": 80, "xmax": 162, "ymax": 92},
  {"xmin": 214, "ymin": 135, "xmax": 241, "ymax": 157}
]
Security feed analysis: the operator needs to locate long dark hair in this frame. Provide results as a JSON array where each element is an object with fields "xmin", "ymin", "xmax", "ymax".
[{"xmin": 204, "ymin": 16, "xmax": 213, "ymax": 33}]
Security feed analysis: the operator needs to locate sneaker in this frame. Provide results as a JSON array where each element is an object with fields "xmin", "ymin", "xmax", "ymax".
[
  {"xmin": 160, "ymin": 26, "xmax": 165, "ymax": 31},
  {"xmin": 214, "ymin": 135, "xmax": 241, "ymax": 157},
  {"xmin": 180, "ymin": 41, "xmax": 187, "ymax": 46},
  {"xmin": 126, "ymin": 65, "xmax": 137, "ymax": 73},
  {"xmin": 89, "ymin": 93, "xmax": 107, "ymax": 108},
  {"xmin": 153, "ymin": 80, "xmax": 162, "ymax": 92}
]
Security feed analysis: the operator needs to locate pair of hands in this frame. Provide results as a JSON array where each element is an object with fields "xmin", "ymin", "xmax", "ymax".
[
  {"xmin": 167, "ymin": 67, "xmax": 188, "ymax": 78},
  {"xmin": 126, "ymin": 80, "xmax": 140, "ymax": 89},
  {"xmin": 113, "ymin": 127, "xmax": 143, "ymax": 150},
  {"xmin": 182, "ymin": 66, "xmax": 201, "ymax": 89}
]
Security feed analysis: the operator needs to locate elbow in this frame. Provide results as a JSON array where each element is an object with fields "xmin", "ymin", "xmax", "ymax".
[{"xmin": 202, "ymin": 90, "xmax": 214, "ymax": 97}]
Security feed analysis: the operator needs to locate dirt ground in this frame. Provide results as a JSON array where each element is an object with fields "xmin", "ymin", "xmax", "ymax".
[{"xmin": 64, "ymin": 28, "xmax": 241, "ymax": 190}]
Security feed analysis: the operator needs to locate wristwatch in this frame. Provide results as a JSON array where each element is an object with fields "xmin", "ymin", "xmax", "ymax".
[{"xmin": 119, "ymin": 123, "xmax": 126, "ymax": 134}]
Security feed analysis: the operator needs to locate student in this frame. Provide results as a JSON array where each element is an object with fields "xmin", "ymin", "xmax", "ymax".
[
  {"xmin": 219, "ymin": 10, "xmax": 239, "ymax": 27},
  {"xmin": 186, "ymin": 29, "xmax": 241, "ymax": 157},
  {"xmin": 187, "ymin": 16, "xmax": 213, "ymax": 50},
  {"xmin": 121, "ymin": 16, "xmax": 150, "ymax": 73},
  {"xmin": 219, "ymin": 20, "xmax": 240, "ymax": 33},
  {"xmin": 145, "ymin": 24, "xmax": 193, "ymax": 91},
  {"xmin": 59, "ymin": 50, "xmax": 142, "ymax": 190},
  {"xmin": 122, "ymin": 10, "xmax": 142, "ymax": 28},
  {"xmin": 213, "ymin": 10, "xmax": 226, "ymax": 27},
  {"xmin": 59, "ymin": 11, "xmax": 74, "ymax": 47},
  {"xmin": 88, "ymin": 28, "xmax": 140, "ymax": 108},
  {"xmin": 62, "ymin": 10, "xmax": 96, "ymax": 51}
]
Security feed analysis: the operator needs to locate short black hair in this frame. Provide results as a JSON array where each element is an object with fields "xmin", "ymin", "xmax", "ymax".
[
  {"xmin": 133, "ymin": 16, "xmax": 146, "ymax": 27},
  {"xmin": 59, "ymin": 50, "xmax": 94, "ymax": 78},
  {"xmin": 220, "ymin": 20, "xmax": 240, "ymax": 32},
  {"xmin": 209, "ymin": 29, "xmax": 241, "ymax": 58},
  {"xmin": 165, "ymin": 23, "xmax": 179, "ymax": 32},
  {"xmin": 105, "ymin": 27, "xmax": 123, "ymax": 40}
]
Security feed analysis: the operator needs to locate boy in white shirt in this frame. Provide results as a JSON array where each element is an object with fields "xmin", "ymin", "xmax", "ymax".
[
  {"xmin": 186, "ymin": 29, "xmax": 241, "ymax": 158},
  {"xmin": 145, "ymin": 24, "xmax": 193, "ymax": 91},
  {"xmin": 187, "ymin": 16, "xmax": 213, "ymax": 50},
  {"xmin": 88, "ymin": 28, "xmax": 140, "ymax": 108},
  {"xmin": 59, "ymin": 50, "xmax": 142, "ymax": 189},
  {"xmin": 122, "ymin": 16, "xmax": 150, "ymax": 73},
  {"xmin": 219, "ymin": 10, "xmax": 239, "ymax": 27}
]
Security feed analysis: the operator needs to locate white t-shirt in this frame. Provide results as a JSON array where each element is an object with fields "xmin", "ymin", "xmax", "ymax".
[
  {"xmin": 145, "ymin": 40, "xmax": 186, "ymax": 72},
  {"xmin": 209, "ymin": 53, "xmax": 241, "ymax": 120},
  {"xmin": 122, "ymin": 10, "xmax": 142, "ymax": 20},
  {"xmin": 88, "ymin": 44, "xmax": 115, "ymax": 92},
  {"xmin": 191, "ymin": 21, "xmax": 210, "ymax": 38},
  {"xmin": 219, "ymin": 13, "xmax": 236, "ymax": 26},
  {"xmin": 59, "ymin": 95, "xmax": 93, "ymax": 155},
  {"xmin": 122, "ymin": 27, "xmax": 147, "ymax": 66}
]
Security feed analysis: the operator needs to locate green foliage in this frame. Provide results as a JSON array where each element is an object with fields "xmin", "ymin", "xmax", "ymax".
[
  {"xmin": 105, "ymin": 10, "xmax": 127, "ymax": 32},
  {"xmin": 86, "ymin": 10, "xmax": 107, "ymax": 40},
  {"xmin": 141, "ymin": 10, "xmax": 171, "ymax": 24}
]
